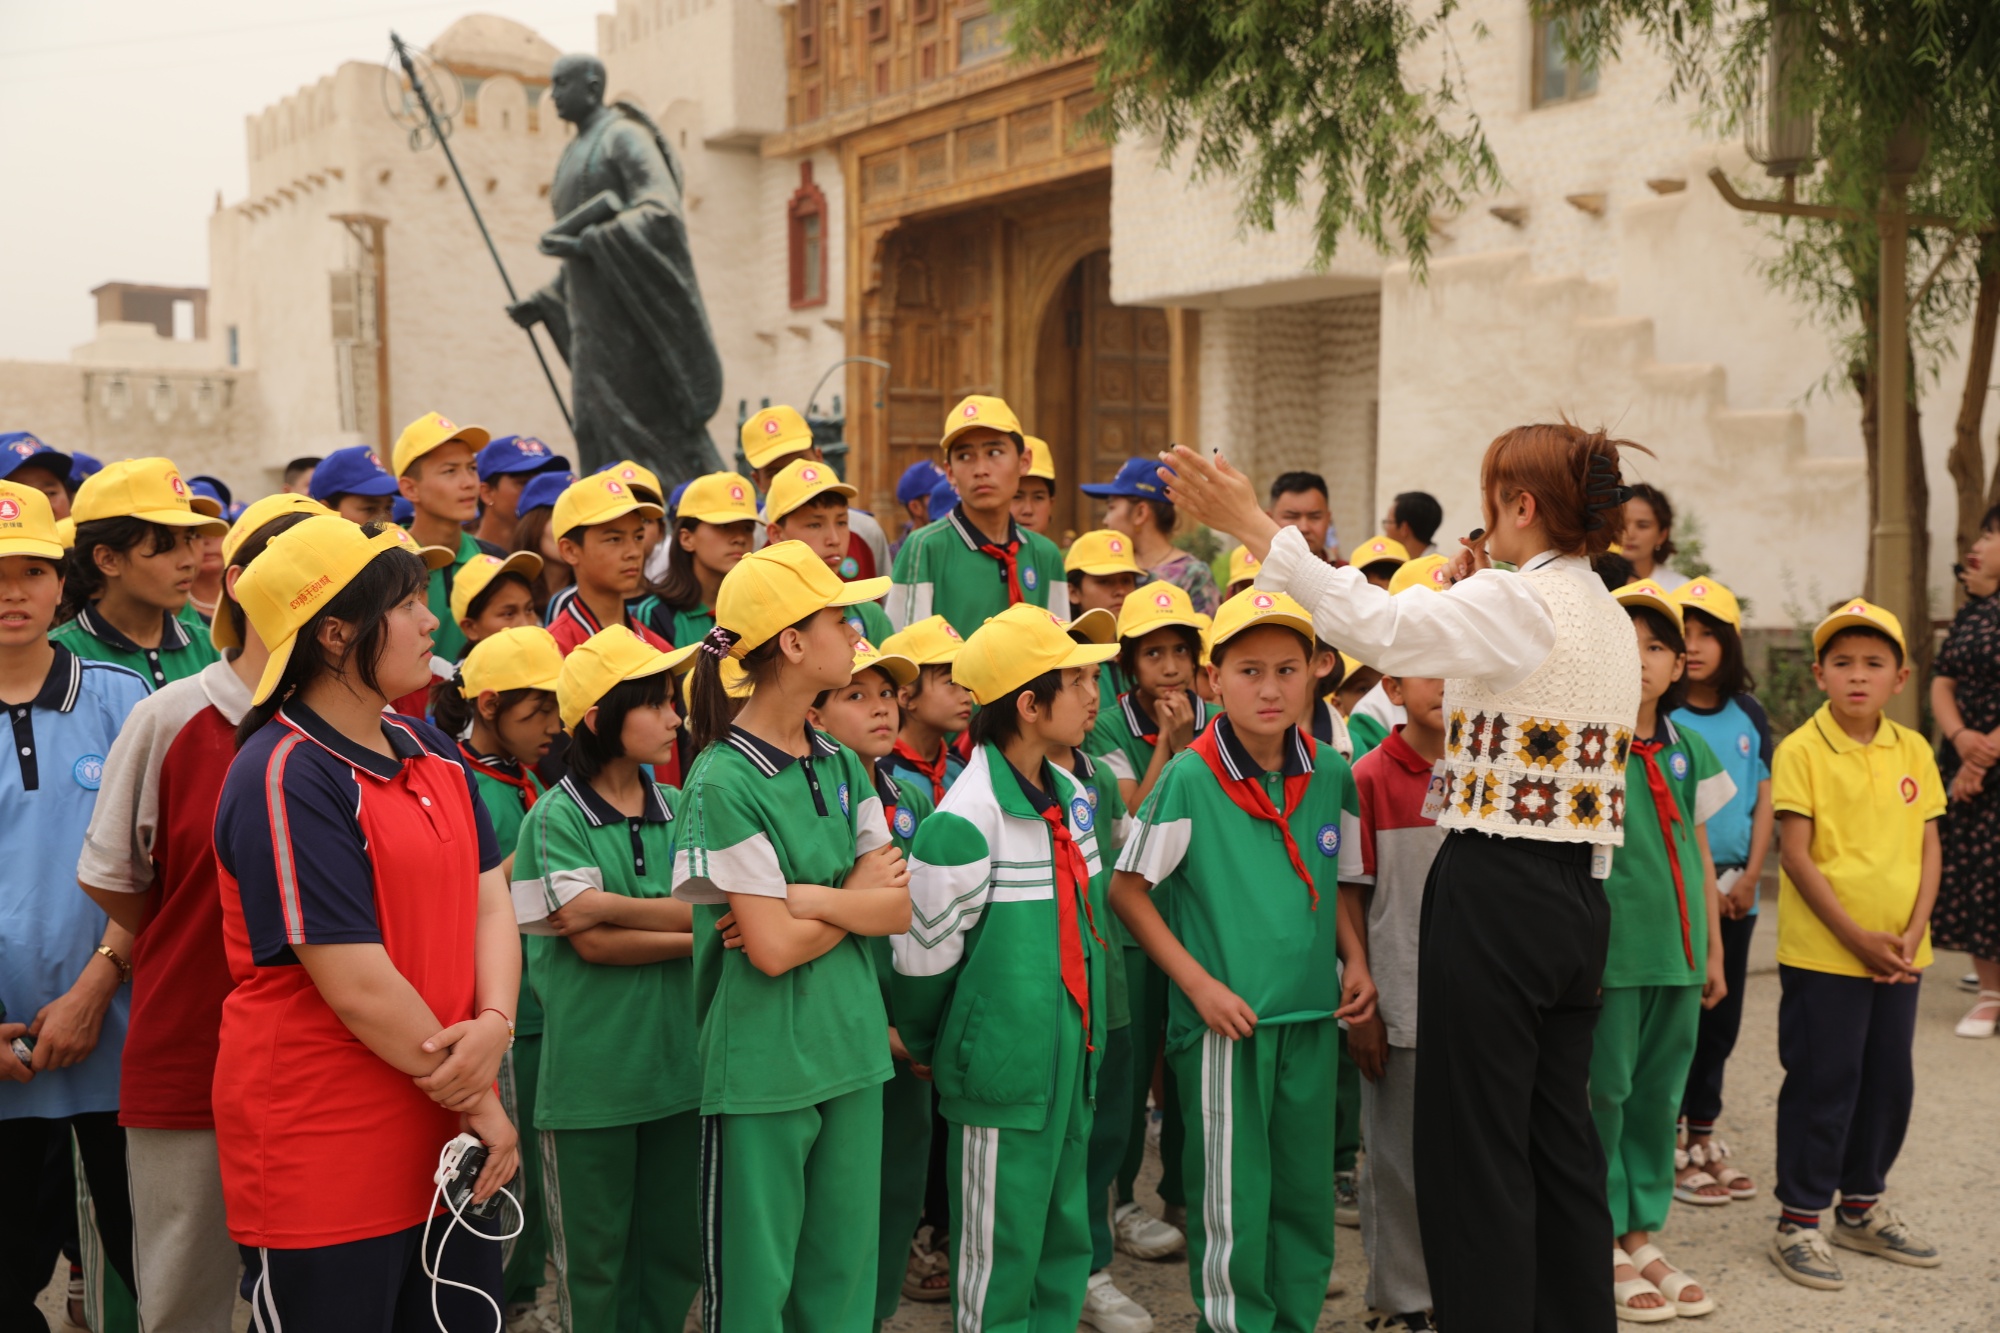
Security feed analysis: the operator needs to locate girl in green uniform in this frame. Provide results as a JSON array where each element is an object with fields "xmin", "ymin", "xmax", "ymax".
[
  {"xmin": 673, "ymin": 541, "xmax": 912, "ymax": 1333},
  {"xmin": 639, "ymin": 472, "xmax": 757, "ymax": 646},
  {"xmin": 513, "ymin": 627, "xmax": 704, "ymax": 1332}
]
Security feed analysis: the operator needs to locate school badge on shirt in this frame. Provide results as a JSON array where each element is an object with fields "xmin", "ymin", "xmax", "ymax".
[
  {"xmin": 893, "ymin": 806, "xmax": 916, "ymax": 838},
  {"xmin": 1070, "ymin": 796, "xmax": 1094, "ymax": 834},
  {"xmin": 1022, "ymin": 566, "xmax": 1039, "ymax": 591},
  {"xmin": 837, "ymin": 781, "xmax": 850, "ymax": 816},
  {"xmin": 1316, "ymin": 823, "xmax": 1340, "ymax": 856},
  {"xmin": 1669, "ymin": 752, "xmax": 1689, "ymax": 780},
  {"xmin": 73, "ymin": 754, "xmax": 104, "ymax": 790}
]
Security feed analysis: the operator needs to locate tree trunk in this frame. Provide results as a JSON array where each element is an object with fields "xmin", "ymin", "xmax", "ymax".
[
  {"xmin": 1905, "ymin": 358, "xmax": 1933, "ymax": 694},
  {"xmin": 1952, "ymin": 239, "xmax": 2000, "ymax": 595},
  {"xmin": 1854, "ymin": 356, "xmax": 1878, "ymax": 602}
]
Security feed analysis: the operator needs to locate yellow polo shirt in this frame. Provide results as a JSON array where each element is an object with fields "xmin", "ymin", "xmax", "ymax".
[{"xmin": 1771, "ymin": 702, "xmax": 1944, "ymax": 977}]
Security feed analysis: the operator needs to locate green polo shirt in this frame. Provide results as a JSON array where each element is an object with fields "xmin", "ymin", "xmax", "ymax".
[
  {"xmin": 887, "ymin": 506, "xmax": 1067, "ymax": 636},
  {"xmin": 672, "ymin": 726, "xmax": 893, "ymax": 1115},
  {"xmin": 465, "ymin": 752, "xmax": 547, "ymax": 1037},
  {"xmin": 511, "ymin": 774, "xmax": 697, "ymax": 1128},
  {"xmin": 634, "ymin": 597, "xmax": 714, "ymax": 649},
  {"xmin": 427, "ymin": 530, "xmax": 496, "ymax": 662},
  {"xmin": 1603, "ymin": 719, "xmax": 1733, "ymax": 988},
  {"xmin": 1086, "ymin": 687, "xmax": 1214, "ymax": 785},
  {"xmin": 1068, "ymin": 747, "xmax": 1132, "ymax": 1030},
  {"xmin": 1119, "ymin": 718, "xmax": 1361, "ymax": 1053},
  {"xmin": 50, "ymin": 603, "xmax": 218, "ymax": 692},
  {"xmin": 873, "ymin": 758, "xmax": 928, "ymax": 1020}
]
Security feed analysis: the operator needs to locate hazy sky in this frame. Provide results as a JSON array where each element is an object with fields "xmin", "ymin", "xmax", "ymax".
[{"xmin": 0, "ymin": 2, "xmax": 606, "ymax": 363}]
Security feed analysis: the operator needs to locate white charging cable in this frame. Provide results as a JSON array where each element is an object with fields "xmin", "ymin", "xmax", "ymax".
[{"xmin": 422, "ymin": 1136, "xmax": 524, "ymax": 1333}]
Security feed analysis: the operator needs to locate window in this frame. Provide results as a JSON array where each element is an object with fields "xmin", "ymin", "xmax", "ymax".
[
  {"xmin": 866, "ymin": 0, "xmax": 888, "ymax": 42},
  {"xmin": 789, "ymin": 162, "xmax": 829, "ymax": 308},
  {"xmin": 797, "ymin": 0, "xmax": 819, "ymax": 66},
  {"xmin": 912, "ymin": 0, "xmax": 936, "ymax": 20},
  {"xmin": 1532, "ymin": 17, "xmax": 1598, "ymax": 107}
]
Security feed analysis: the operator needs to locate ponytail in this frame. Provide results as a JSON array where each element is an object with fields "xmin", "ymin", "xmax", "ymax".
[
  {"xmin": 1478, "ymin": 421, "xmax": 1653, "ymax": 558},
  {"xmin": 429, "ymin": 666, "xmax": 476, "ymax": 737},
  {"xmin": 683, "ymin": 612, "xmax": 820, "ymax": 755}
]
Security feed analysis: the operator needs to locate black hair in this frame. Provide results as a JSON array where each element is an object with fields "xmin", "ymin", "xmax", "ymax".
[
  {"xmin": 235, "ymin": 538, "xmax": 429, "ymax": 746},
  {"xmin": 1208, "ymin": 623, "xmax": 1313, "ymax": 670},
  {"xmin": 463, "ymin": 570, "xmax": 534, "ymax": 625},
  {"xmin": 216, "ymin": 511, "xmax": 318, "ymax": 652},
  {"xmin": 1591, "ymin": 551, "xmax": 1636, "ymax": 592},
  {"xmin": 1818, "ymin": 624, "xmax": 1904, "ymax": 669},
  {"xmin": 650, "ymin": 516, "xmax": 708, "ymax": 612},
  {"xmin": 429, "ymin": 680, "xmax": 545, "ymax": 747},
  {"xmin": 1682, "ymin": 606, "xmax": 1756, "ymax": 700},
  {"xmin": 905, "ymin": 662, "xmax": 954, "ymax": 701},
  {"xmin": 775, "ymin": 492, "xmax": 849, "ymax": 521},
  {"xmin": 283, "ymin": 457, "xmax": 322, "ymax": 484},
  {"xmin": 1391, "ymin": 491, "xmax": 1443, "ymax": 545},
  {"xmin": 1134, "ymin": 496, "xmax": 1178, "ymax": 536},
  {"xmin": 1981, "ymin": 504, "xmax": 2000, "ymax": 534},
  {"xmin": 1628, "ymin": 605, "xmax": 1690, "ymax": 714},
  {"xmin": 968, "ymin": 669, "xmax": 1062, "ymax": 749},
  {"xmin": 684, "ymin": 611, "xmax": 819, "ymax": 754},
  {"xmin": 61, "ymin": 518, "xmax": 191, "ymax": 623},
  {"xmin": 567, "ymin": 671, "xmax": 672, "ymax": 782},
  {"xmin": 509, "ymin": 505, "xmax": 568, "ymax": 617},
  {"xmin": 1268, "ymin": 471, "xmax": 1329, "ymax": 505},
  {"xmin": 1118, "ymin": 624, "xmax": 1203, "ymax": 685},
  {"xmin": 1625, "ymin": 483, "xmax": 1677, "ymax": 561}
]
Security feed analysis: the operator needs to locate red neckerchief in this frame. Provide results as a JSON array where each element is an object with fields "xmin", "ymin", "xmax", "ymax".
[
  {"xmin": 459, "ymin": 742, "xmax": 538, "ymax": 813},
  {"xmin": 1629, "ymin": 737, "xmax": 1695, "ymax": 967},
  {"xmin": 1037, "ymin": 798, "xmax": 1105, "ymax": 1050},
  {"xmin": 893, "ymin": 738, "xmax": 950, "ymax": 805},
  {"xmin": 968, "ymin": 518, "xmax": 1024, "ymax": 604},
  {"xmin": 1189, "ymin": 723, "xmax": 1320, "ymax": 909}
]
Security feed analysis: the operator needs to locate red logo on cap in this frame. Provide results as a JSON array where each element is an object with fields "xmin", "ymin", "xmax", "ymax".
[
  {"xmin": 1108, "ymin": 538, "xmax": 1124, "ymax": 553},
  {"xmin": 801, "ymin": 467, "xmax": 819, "ymax": 483},
  {"xmin": 604, "ymin": 479, "xmax": 626, "ymax": 495},
  {"xmin": 0, "ymin": 498, "xmax": 20, "ymax": 521},
  {"xmin": 169, "ymin": 474, "xmax": 187, "ymax": 497},
  {"xmin": 764, "ymin": 418, "xmax": 780, "ymax": 434},
  {"xmin": 729, "ymin": 484, "xmax": 745, "ymax": 501},
  {"xmin": 1154, "ymin": 591, "xmax": 1173, "ymax": 608},
  {"xmin": 520, "ymin": 438, "xmax": 545, "ymax": 454},
  {"xmin": 1849, "ymin": 602, "xmax": 1867, "ymax": 614},
  {"xmin": 367, "ymin": 451, "xmax": 384, "ymax": 469},
  {"xmin": 963, "ymin": 404, "xmax": 978, "ymax": 418},
  {"xmin": 1901, "ymin": 775, "xmax": 1919, "ymax": 805},
  {"xmin": 1047, "ymin": 611, "xmax": 1064, "ymax": 626},
  {"xmin": 1690, "ymin": 583, "xmax": 1707, "ymax": 596},
  {"xmin": 1430, "ymin": 566, "xmax": 1448, "ymax": 586},
  {"xmin": 620, "ymin": 466, "xmax": 638, "ymax": 480},
  {"xmin": 857, "ymin": 637, "xmax": 876, "ymax": 652},
  {"xmin": 1253, "ymin": 593, "xmax": 1274, "ymax": 609},
  {"xmin": 943, "ymin": 624, "xmax": 961, "ymax": 640},
  {"xmin": 437, "ymin": 416, "xmax": 457, "ymax": 431},
  {"xmin": 10, "ymin": 442, "xmax": 34, "ymax": 459}
]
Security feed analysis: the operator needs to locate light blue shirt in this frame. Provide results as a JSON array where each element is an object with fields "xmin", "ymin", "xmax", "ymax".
[
  {"xmin": 0, "ymin": 646, "xmax": 149, "ymax": 1119},
  {"xmin": 1672, "ymin": 693, "xmax": 1773, "ymax": 913}
]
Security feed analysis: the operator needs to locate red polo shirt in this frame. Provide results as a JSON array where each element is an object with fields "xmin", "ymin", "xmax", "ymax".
[{"xmin": 212, "ymin": 703, "xmax": 501, "ymax": 1248}]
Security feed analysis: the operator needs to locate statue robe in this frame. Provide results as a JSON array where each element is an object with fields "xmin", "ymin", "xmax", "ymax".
[{"xmin": 528, "ymin": 102, "xmax": 724, "ymax": 484}]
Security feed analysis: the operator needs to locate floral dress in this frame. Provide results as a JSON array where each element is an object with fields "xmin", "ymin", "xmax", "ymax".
[{"xmin": 1935, "ymin": 593, "xmax": 2000, "ymax": 961}]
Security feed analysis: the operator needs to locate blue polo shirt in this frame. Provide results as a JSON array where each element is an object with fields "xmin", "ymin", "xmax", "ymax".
[
  {"xmin": 1672, "ymin": 692, "xmax": 1773, "ymax": 910},
  {"xmin": 0, "ymin": 645, "xmax": 150, "ymax": 1120}
]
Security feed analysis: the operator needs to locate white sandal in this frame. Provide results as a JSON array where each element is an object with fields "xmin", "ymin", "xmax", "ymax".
[
  {"xmin": 1672, "ymin": 1145, "xmax": 1731, "ymax": 1207},
  {"xmin": 1626, "ymin": 1243, "xmax": 1715, "ymax": 1318},
  {"xmin": 1954, "ymin": 990, "xmax": 2000, "ymax": 1039},
  {"xmin": 1688, "ymin": 1138, "xmax": 1755, "ymax": 1201},
  {"xmin": 1611, "ymin": 1247, "xmax": 1677, "ymax": 1323}
]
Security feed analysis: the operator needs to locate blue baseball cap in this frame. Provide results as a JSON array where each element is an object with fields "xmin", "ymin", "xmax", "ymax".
[
  {"xmin": 0, "ymin": 433, "xmax": 74, "ymax": 486},
  {"xmin": 188, "ymin": 475, "xmax": 233, "ymax": 508},
  {"xmin": 1079, "ymin": 456, "xmax": 1172, "ymax": 501},
  {"xmin": 897, "ymin": 459, "xmax": 944, "ymax": 505},
  {"xmin": 392, "ymin": 496, "xmax": 415, "ymax": 526},
  {"xmin": 309, "ymin": 445, "xmax": 400, "ymax": 501},
  {"xmin": 68, "ymin": 452, "xmax": 103, "ymax": 486},
  {"xmin": 477, "ymin": 435, "xmax": 570, "ymax": 481},
  {"xmin": 515, "ymin": 469, "xmax": 575, "ymax": 515},
  {"xmin": 667, "ymin": 479, "xmax": 692, "ymax": 516},
  {"xmin": 225, "ymin": 500, "xmax": 249, "ymax": 523},
  {"xmin": 927, "ymin": 475, "xmax": 959, "ymax": 522}
]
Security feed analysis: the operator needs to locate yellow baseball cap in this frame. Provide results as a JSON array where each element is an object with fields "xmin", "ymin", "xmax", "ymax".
[
  {"xmin": 1024, "ymin": 436, "xmax": 1055, "ymax": 482},
  {"xmin": 600, "ymin": 460, "xmax": 663, "ymax": 501},
  {"xmin": 212, "ymin": 495, "xmax": 336, "ymax": 650},
  {"xmin": 450, "ymin": 550, "xmax": 545, "ymax": 625},
  {"xmin": 881, "ymin": 614, "xmax": 965, "ymax": 668},
  {"xmin": 1812, "ymin": 598, "xmax": 1905, "ymax": 656},
  {"xmin": 558, "ymin": 625, "xmax": 699, "ymax": 730},
  {"xmin": 1337, "ymin": 652, "xmax": 1365, "ymax": 688},
  {"xmin": 851, "ymin": 636, "xmax": 919, "ymax": 688},
  {"xmin": 1208, "ymin": 588, "xmax": 1315, "ymax": 652},
  {"xmin": 742, "ymin": 405, "xmax": 816, "ymax": 470},
  {"xmin": 1068, "ymin": 607, "xmax": 1117, "ymax": 645},
  {"xmin": 1671, "ymin": 577, "xmax": 1742, "ymax": 631},
  {"xmin": 952, "ymin": 603, "xmax": 1120, "ymax": 706},
  {"xmin": 392, "ymin": 411, "xmax": 489, "ymax": 477},
  {"xmin": 55, "ymin": 517, "xmax": 75, "ymax": 549},
  {"xmin": 1388, "ymin": 553, "xmax": 1451, "ymax": 596},
  {"xmin": 677, "ymin": 472, "xmax": 760, "ymax": 526},
  {"xmin": 1226, "ymin": 545, "xmax": 1261, "ymax": 587},
  {"xmin": 940, "ymin": 395, "xmax": 1024, "ymax": 451},
  {"xmin": 381, "ymin": 525, "xmax": 457, "ymax": 571},
  {"xmin": 713, "ymin": 540, "xmax": 892, "ymax": 656},
  {"xmin": 236, "ymin": 516, "xmax": 440, "ymax": 705},
  {"xmin": 718, "ymin": 656, "xmax": 755, "ymax": 699},
  {"xmin": 1065, "ymin": 529, "xmax": 1142, "ymax": 577},
  {"xmin": 1117, "ymin": 581, "xmax": 1207, "ymax": 640},
  {"xmin": 460, "ymin": 625, "xmax": 565, "ymax": 699},
  {"xmin": 765, "ymin": 458, "xmax": 856, "ymax": 524},
  {"xmin": 72, "ymin": 458, "xmax": 227, "ymax": 533},
  {"xmin": 1614, "ymin": 579, "xmax": 1683, "ymax": 630},
  {"xmin": 0, "ymin": 483, "xmax": 64, "ymax": 560},
  {"xmin": 552, "ymin": 473, "xmax": 665, "ymax": 537},
  {"xmin": 1352, "ymin": 534, "xmax": 1410, "ymax": 569}
]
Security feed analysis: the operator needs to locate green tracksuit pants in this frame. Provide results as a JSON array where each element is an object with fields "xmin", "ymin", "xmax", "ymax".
[
  {"xmin": 1590, "ymin": 984, "xmax": 1702, "ymax": 1235},
  {"xmin": 947, "ymin": 1008, "xmax": 1093, "ymax": 1333},
  {"xmin": 1170, "ymin": 1020, "xmax": 1337, "ymax": 1333},
  {"xmin": 499, "ymin": 1036, "xmax": 547, "ymax": 1305},
  {"xmin": 701, "ymin": 1085, "xmax": 883, "ymax": 1333},
  {"xmin": 876, "ymin": 1063, "xmax": 935, "ymax": 1324},
  {"xmin": 1086, "ymin": 1021, "xmax": 1135, "ymax": 1271},
  {"xmin": 1116, "ymin": 951, "xmax": 1185, "ymax": 1208},
  {"xmin": 1335, "ymin": 1028, "xmax": 1361, "ymax": 1176},
  {"xmin": 542, "ymin": 1111, "xmax": 702, "ymax": 1333}
]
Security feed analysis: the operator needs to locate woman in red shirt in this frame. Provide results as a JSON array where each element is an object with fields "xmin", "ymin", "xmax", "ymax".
[{"xmin": 213, "ymin": 517, "xmax": 521, "ymax": 1332}]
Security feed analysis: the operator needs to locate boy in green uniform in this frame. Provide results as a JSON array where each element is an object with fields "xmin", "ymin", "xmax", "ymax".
[
  {"xmin": 1599, "ymin": 583, "xmax": 1731, "ymax": 1320},
  {"xmin": 673, "ymin": 542, "xmax": 912, "ymax": 1333},
  {"xmin": 392, "ymin": 410, "xmax": 499, "ymax": 662},
  {"xmin": 881, "ymin": 616, "xmax": 972, "ymax": 812},
  {"xmin": 1112, "ymin": 589, "xmax": 1372, "ymax": 1333},
  {"xmin": 888, "ymin": 395, "xmax": 1067, "ymax": 634},
  {"xmin": 1066, "ymin": 529, "xmax": 1143, "ymax": 725},
  {"xmin": 893, "ymin": 604, "xmax": 1119, "ymax": 1333},
  {"xmin": 514, "ymin": 627, "xmax": 704, "ymax": 1332},
  {"xmin": 52, "ymin": 457, "xmax": 226, "ymax": 689},
  {"xmin": 765, "ymin": 458, "xmax": 895, "ymax": 643}
]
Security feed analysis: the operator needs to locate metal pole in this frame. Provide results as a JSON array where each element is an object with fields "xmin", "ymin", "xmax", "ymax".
[
  {"xmin": 1875, "ymin": 179, "xmax": 1917, "ymax": 724},
  {"xmin": 390, "ymin": 31, "xmax": 572, "ymax": 430}
]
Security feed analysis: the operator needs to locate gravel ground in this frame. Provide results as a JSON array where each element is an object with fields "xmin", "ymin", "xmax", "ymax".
[{"xmin": 39, "ymin": 939, "xmax": 2000, "ymax": 1332}]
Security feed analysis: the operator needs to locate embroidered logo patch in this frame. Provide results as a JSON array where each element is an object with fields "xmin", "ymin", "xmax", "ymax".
[
  {"xmin": 837, "ymin": 781, "xmax": 850, "ymax": 815},
  {"xmin": 0, "ymin": 498, "xmax": 18, "ymax": 522},
  {"xmin": 1669, "ymin": 752, "xmax": 1689, "ymax": 780},
  {"xmin": 802, "ymin": 467, "xmax": 820, "ymax": 483},
  {"xmin": 1086, "ymin": 785, "xmax": 1099, "ymax": 808},
  {"xmin": 519, "ymin": 438, "xmax": 546, "ymax": 454},
  {"xmin": 1154, "ymin": 591, "xmax": 1173, "ymax": 608},
  {"xmin": 1690, "ymin": 583, "xmax": 1708, "ymax": 597},
  {"xmin": 839, "ymin": 556, "xmax": 859, "ymax": 579},
  {"xmin": 1108, "ymin": 537, "xmax": 1125, "ymax": 554},
  {"xmin": 1252, "ymin": 593, "xmax": 1274, "ymax": 609},
  {"xmin": 893, "ymin": 806, "xmax": 916, "ymax": 838},
  {"xmin": 1316, "ymin": 823, "xmax": 1340, "ymax": 856},
  {"xmin": 168, "ymin": 473, "xmax": 187, "ymax": 497},
  {"xmin": 764, "ymin": 418, "xmax": 780, "ymax": 434},
  {"xmin": 10, "ymin": 439, "xmax": 39, "ymax": 458},
  {"xmin": 944, "ymin": 623, "xmax": 962, "ymax": 639},
  {"xmin": 1022, "ymin": 567, "xmax": 1038, "ymax": 591},
  {"xmin": 1071, "ymin": 797, "xmax": 1094, "ymax": 833},
  {"xmin": 603, "ymin": 479, "xmax": 626, "ymax": 495},
  {"xmin": 729, "ymin": 484, "xmax": 746, "ymax": 501},
  {"xmin": 1900, "ymin": 775, "xmax": 1919, "ymax": 805},
  {"xmin": 73, "ymin": 755, "xmax": 104, "ymax": 790},
  {"xmin": 1738, "ymin": 733, "xmax": 1752, "ymax": 757},
  {"xmin": 367, "ymin": 450, "xmax": 385, "ymax": 470},
  {"xmin": 963, "ymin": 404, "xmax": 979, "ymax": 418}
]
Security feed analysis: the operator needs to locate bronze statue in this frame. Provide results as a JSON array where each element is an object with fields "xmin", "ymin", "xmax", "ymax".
[{"xmin": 508, "ymin": 54, "xmax": 724, "ymax": 484}]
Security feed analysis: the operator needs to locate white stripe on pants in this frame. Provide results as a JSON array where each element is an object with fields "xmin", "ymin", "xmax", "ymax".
[
  {"xmin": 1199, "ymin": 1029, "xmax": 1239, "ymax": 1333},
  {"xmin": 954, "ymin": 1125, "xmax": 997, "ymax": 1333},
  {"xmin": 1359, "ymin": 1046, "xmax": 1432, "ymax": 1315},
  {"xmin": 126, "ymin": 1127, "xmax": 239, "ymax": 1333}
]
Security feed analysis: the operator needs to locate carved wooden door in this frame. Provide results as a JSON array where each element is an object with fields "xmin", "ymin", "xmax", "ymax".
[
  {"xmin": 883, "ymin": 214, "xmax": 997, "ymax": 507},
  {"xmin": 1074, "ymin": 250, "xmax": 1171, "ymax": 507}
]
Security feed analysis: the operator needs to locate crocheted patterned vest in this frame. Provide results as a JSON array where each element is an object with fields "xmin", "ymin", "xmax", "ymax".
[{"xmin": 1436, "ymin": 556, "xmax": 1640, "ymax": 844}]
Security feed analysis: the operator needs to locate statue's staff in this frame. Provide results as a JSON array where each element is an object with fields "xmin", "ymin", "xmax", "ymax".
[{"xmin": 389, "ymin": 30, "xmax": 573, "ymax": 430}]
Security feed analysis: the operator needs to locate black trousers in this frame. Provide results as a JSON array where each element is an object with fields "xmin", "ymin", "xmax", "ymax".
[
  {"xmin": 1680, "ymin": 909, "xmax": 1758, "ymax": 1126},
  {"xmin": 239, "ymin": 1214, "xmax": 503, "ymax": 1333},
  {"xmin": 1415, "ymin": 831, "xmax": 1613, "ymax": 1333},
  {"xmin": 0, "ymin": 1112, "xmax": 132, "ymax": 1333},
  {"xmin": 1774, "ymin": 965, "xmax": 1920, "ymax": 1213}
]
